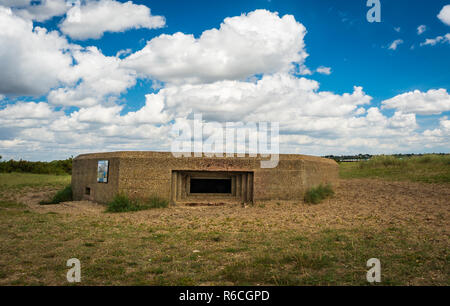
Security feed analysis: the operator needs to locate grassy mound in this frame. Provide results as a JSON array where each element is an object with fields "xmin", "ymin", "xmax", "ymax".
[
  {"xmin": 40, "ymin": 185, "xmax": 72, "ymax": 205},
  {"xmin": 106, "ymin": 193, "xmax": 169, "ymax": 213},
  {"xmin": 304, "ymin": 184, "xmax": 334, "ymax": 204}
]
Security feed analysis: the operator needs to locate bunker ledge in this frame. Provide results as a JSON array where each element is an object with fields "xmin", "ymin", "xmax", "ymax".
[{"xmin": 72, "ymin": 151, "xmax": 339, "ymax": 204}]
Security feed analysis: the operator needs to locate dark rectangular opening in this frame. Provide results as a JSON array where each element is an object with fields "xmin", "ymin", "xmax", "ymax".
[
  {"xmin": 85, "ymin": 187, "xmax": 91, "ymax": 195},
  {"xmin": 190, "ymin": 178, "xmax": 231, "ymax": 194}
]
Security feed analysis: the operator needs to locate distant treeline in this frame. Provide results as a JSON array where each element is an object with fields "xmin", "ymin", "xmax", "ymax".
[
  {"xmin": 0, "ymin": 156, "xmax": 72, "ymax": 175},
  {"xmin": 324, "ymin": 153, "xmax": 449, "ymax": 162}
]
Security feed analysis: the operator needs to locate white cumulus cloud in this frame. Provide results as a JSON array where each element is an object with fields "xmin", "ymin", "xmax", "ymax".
[
  {"xmin": 1, "ymin": 71, "xmax": 427, "ymax": 160},
  {"xmin": 0, "ymin": 0, "xmax": 69, "ymax": 22},
  {"xmin": 151, "ymin": 73, "xmax": 371, "ymax": 125},
  {"xmin": 0, "ymin": 101, "xmax": 54, "ymax": 119},
  {"xmin": 47, "ymin": 46, "xmax": 137, "ymax": 107},
  {"xmin": 0, "ymin": 6, "xmax": 73, "ymax": 96},
  {"xmin": 382, "ymin": 89, "xmax": 450, "ymax": 115},
  {"xmin": 437, "ymin": 4, "xmax": 450, "ymax": 26},
  {"xmin": 124, "ymin": 9, "xmax": 308, "ymax": 84},
  {"xmin": 59, "ymin": 0, "xmax": 165, "ymax": 40}
]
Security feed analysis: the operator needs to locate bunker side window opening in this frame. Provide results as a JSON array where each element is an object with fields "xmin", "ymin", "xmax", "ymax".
[{"xmin": 97, "ymin": 160, "xmax": 109, "ymax": 183}]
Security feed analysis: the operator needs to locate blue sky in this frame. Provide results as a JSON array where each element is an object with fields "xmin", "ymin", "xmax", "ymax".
[{"xmin": 0, "ymin": 0, "xmax": 449, "ymax": 160}]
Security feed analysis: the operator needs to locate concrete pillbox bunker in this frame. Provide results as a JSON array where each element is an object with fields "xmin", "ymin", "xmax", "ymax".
[{"xmin": 72, "ymin": 151, "xmax": 339, "ymax": 204}]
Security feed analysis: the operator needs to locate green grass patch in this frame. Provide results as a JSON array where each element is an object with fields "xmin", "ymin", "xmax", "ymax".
[
  {"xmin": 106, "ymin": 193, "xmax": 168, "ymax": 213},
  {"xmin": 304, "ymin": 184, "xmax": 334, "ymax": 204},
  {"xmin": 340, "ymin": 154, "xmax": 450, "ymax": 183},
  {"xmin": 40, "ymin": 185, "xmax": 72, "ymax": 205},
  {"xmin": 0, "ymin": 172, "xmax": 71, "ymax": 190}
]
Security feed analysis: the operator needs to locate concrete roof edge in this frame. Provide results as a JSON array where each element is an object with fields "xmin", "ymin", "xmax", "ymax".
[{"xmin": 73, "ymin": 151, "xmax": 336, "ymax": 164}]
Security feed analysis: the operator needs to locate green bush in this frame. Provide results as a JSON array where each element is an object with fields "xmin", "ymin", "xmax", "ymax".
[
  {"xmin": 106, "ymin": 193, "xmax": 134, "ymax": 212},
  {"xmin": 106, "ymin": 193, "xmax": 168, "ymax": 213},
  {"xmin": 304, "ymin": 184, "xmax": 334, "ymax": 204},
  {"xmin": 0, "ymin": 157, "xmax": 72, "ymax": 175},
  {"xmin": 40, "ymin": 185, "xmax": 72, "ymax": 205}
]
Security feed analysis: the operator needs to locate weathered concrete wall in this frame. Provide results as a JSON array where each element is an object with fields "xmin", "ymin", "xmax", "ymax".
[
  {"xmin": 72, "ymin": 156, "xmax": 120, "ymax": 203},
  {"xmin": 253, "ymin": 158, "xmax": 338, "ymax": 200},
  {"xmin": 72, "ymin": 151, "xmax": 339, "ymax": 204}
]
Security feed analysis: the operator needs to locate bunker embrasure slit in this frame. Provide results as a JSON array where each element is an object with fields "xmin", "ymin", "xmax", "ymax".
[
  {"xmin": 171, "ymin": 170, "xmax": 253, "ymax": 204},
  {"xmin": 190, "ymin": 178, "xmax": 232, "ymax": 194}
]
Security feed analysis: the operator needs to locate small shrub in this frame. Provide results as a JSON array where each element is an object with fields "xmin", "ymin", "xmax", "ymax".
[
  {"xmin": 141, "ymin": 196, "xmax": 169, "ymax": 209},
  {"xmin": 106, "ymin": 193, "xmax": 135, "ymax": 212},
  {"xmin": 106, "ymin": 193, "xmax": 168, "ymax": 213},
  {"xmin": 40, "ymin": 185, "xmax": 72, "ymax": 205},
  {"xmin": 304, "ymin": 184, "xmax": 334, "ymax": 204}
]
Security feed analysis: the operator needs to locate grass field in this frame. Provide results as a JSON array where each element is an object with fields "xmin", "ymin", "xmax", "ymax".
[
  {"xmin": 0, "ymin": 173, "xmax": 71, "ymax": 190},
  {"xmin": 339, "ymin": 154, "xmax": 450, "ymax": 183},
  {"xmin": 0, "ymin": 158, "xmax": 448, "ymax": 285}
]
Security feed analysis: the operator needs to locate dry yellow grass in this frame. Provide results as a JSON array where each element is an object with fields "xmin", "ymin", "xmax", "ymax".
[{"xmin": 0, "ymin": 177, "xmax": 448, "ymax": 285}]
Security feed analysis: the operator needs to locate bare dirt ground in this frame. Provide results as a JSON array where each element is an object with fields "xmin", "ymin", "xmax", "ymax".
[{"xmin": 13, "ymin": 179, "xmax": 449, "ymax": 236}]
